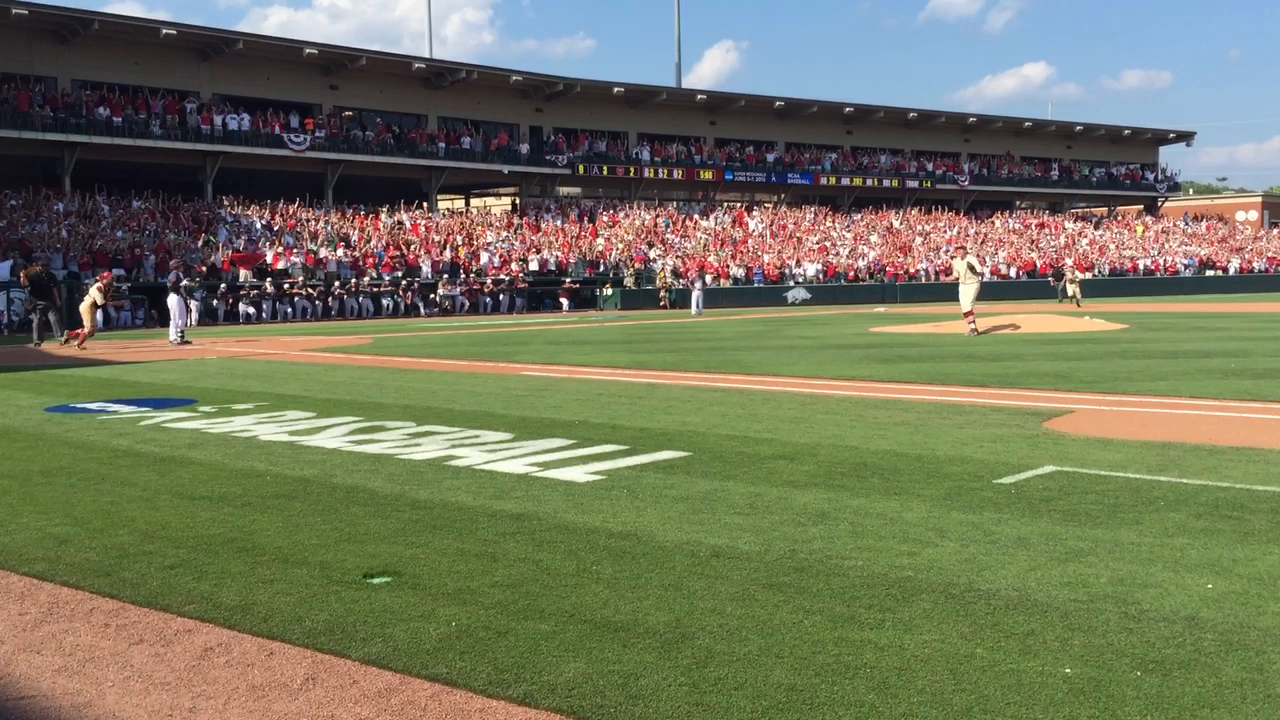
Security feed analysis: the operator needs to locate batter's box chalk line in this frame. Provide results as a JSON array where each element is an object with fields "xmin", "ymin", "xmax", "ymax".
[{"xmin": 994, "ymin": 465, "xmax": 1280, "ymax": 493}]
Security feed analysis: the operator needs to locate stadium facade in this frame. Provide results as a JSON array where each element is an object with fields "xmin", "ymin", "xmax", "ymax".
[{"xmin": 0, "ymin": 1, "xmax": 1195, "ymax": 209}]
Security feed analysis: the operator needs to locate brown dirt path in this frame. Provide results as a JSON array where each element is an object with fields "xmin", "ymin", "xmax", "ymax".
[
  {"xmin": 8, "ymin": 335, "xmax": 1280, "ymax": 452},
  {"xmin": 0, "ymin": 570, "xmax": 565, "ymax": 720},
  {"xmin": 870, "ymin": 313, "xmax": 1128, "ymax": 334}
]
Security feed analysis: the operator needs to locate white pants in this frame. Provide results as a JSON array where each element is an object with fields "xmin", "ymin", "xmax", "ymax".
[
  {"xmin": 187, "ymin": 296, "xmax": 200, "ymax": 327},
  {"xmin": 381, "ymin": 296, "xmax": 394, "ymax": 316},
  {"xmin": 691, "ymin": 289, "xmax": 704, "ymax": 316},
  {"xmin": 559, "ymin": 297, "xmax": 570, "ymax": 312},
  {"xmin": 262, "ymin": 298, "xmax": 274, "ymax": 322},
  {"xmin": 499, "ymin": 293, "xmax": 510, "ymax": 314},
  {"xmin": 239, "ymin": 303, "xmax": 258, "ymax": 323},
  {"xmin": 296, "ymin": 298, "xmax": 313, "ymax": 320},
  {"xmin": 277, "ymin": 301, "xmax": 294, "ymax": 322},
  {"xmin": 167, "ymin": 293, "xmax": 188, "ymax": 342},
  {"xmin": 360, "ymin": 298, "xmax": 375, "ymax": 318}
]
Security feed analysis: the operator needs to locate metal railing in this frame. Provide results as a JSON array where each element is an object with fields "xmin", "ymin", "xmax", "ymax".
[{"xmin": 0, "ymin": 107, "xmax": 1180, "ymax": 193}]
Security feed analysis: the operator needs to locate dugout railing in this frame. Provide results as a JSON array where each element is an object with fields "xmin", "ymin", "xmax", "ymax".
[{"xmin": 1, "ymin": 275, "xmax": 621, "ymax": 334}]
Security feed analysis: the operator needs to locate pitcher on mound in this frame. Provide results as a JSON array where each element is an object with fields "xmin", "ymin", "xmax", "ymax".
[{"xmin": 950, "ymin": 244, "xmax": 985, "ymax": 336}]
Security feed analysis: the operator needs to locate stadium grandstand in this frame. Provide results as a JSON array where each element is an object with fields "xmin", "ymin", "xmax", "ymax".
[
  {"xmin": 0, "ymin": 0, "xmax": 1191, "ymax": 210},
  {"xmin": 11, "ymin": 0, "xmax": 1280, "ymax": 338}
]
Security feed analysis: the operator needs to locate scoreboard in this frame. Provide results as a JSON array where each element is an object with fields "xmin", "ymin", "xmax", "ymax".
[
  {"xmin": 816, "ymin": 176, "xmax": 935, "ymax": 189},
  {"xmin": 570, "ymin": 164, "xmax": 935, "ymax": 190},
  {"xmin": 574, "ymin": 164, "xmax": 723, "ymax": 182}
]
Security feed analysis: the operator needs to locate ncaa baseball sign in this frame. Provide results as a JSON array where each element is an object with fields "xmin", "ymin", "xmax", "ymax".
[{"xmin": 44, "ymin": 398, "xmax": 199, "ymax": 414}]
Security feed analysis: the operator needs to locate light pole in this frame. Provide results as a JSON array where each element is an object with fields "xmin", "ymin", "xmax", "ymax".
[
  {"xmin": 674, "ymin": 0, "xmax": 682, "ymax": 87},
  {"xmin": 426, "ymin": 0, "xmax": 434, "ymax": 58}
]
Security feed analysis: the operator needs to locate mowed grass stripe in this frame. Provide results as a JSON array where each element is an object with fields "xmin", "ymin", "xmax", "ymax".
[
  {"xmin": 2, "ymin": 361, "xmax": 1279, "ymax": 719},
  {"xmin": 323, "ymin": 310, "xmax": 1280, "ymax": 401}
]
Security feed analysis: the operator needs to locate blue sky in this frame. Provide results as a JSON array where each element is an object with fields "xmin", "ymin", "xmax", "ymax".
[{"xmin": 76, "ymin": 0, "xmax": 1280, "ymax": 188}]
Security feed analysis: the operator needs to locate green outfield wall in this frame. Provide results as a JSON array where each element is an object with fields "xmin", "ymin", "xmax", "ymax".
[{"xmin": 616, "ymin": 274, "xmax": 1280, "ymax": 310}]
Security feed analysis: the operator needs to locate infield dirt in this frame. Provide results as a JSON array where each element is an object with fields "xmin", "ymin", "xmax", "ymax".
[{"xmin": 869, "ymin": 313, "xmax": 1127, "ymax": 334}]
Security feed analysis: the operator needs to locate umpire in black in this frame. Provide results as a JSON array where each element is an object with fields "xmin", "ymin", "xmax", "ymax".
[
  {"xmin": 20, "ymin": 263, "xmax": 63, "ymax": 347},
  {"xmin": 1050, "ymin": 263, "xmax": 1067, "ymax": 303}
]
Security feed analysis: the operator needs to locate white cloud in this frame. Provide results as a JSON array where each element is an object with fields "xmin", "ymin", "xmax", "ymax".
[
  {"xmin": 1227, "ymin": 48, "xmax": 1241, "ymax": 61},
  {"xmin": 918, "ymin": 0, "xmax": 985, "ymax": 22},
  {"xmin": 1049, "ymin": 82, "xmax": 1086, "ymax": 101},
  {"xmin": 1190, "ymin": 136, "xmax": 1280, "ymax": 170},
  {"xmin": 983, "ymin": 0, "xmax": 1022, "ymax": 33},
  {"xmin": 101, "ymin": 1, "xmax": 173, "ymax": 20},
  {"xmin": 236, "ymin": 0, "xmax": 594, "ymax": 61},
  {"xmin": 682, "ymin": 39, "xmax": 748, "ymax": 90},
  {"xmin": 509, "ymin": 32, "xmax": 595, "ymax": 58},
  {"xmin": 950, "ymin": 61, "xmax": 1080, "ymax": 108},
  {"xmin": 1099, "ymin": 69, "xmax": 1173, "ymax": 91}
]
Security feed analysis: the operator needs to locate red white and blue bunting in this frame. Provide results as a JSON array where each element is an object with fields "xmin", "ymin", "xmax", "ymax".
[{"xmin": 283, "ymin": 133, "xmax": 312, "ymax": 153}]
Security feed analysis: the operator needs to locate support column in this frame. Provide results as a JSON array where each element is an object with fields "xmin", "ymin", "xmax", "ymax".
[
  {"xmin": 325, "ymin": 162, "xmax": 345, "ymax": 208},
  {"xmin": 464, "ymin": 191, "xmax": 472, "ymax": 208},
  {"xmin": 519, "ymin": 174, "xmax": 538, "ymax": 206},
  {"xmin": 201, "ymin": 154, "xmax": 224, "ymax": 203},
  {"xmin": 61, "ymin": 145, "xmax": 81, "ymax": 196},
  {"xmin": 422, "ymin": 169, "xmax": 449, "ymax": 212}
]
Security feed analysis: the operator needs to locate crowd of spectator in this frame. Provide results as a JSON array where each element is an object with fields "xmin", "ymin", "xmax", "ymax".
[
  {"xmin": 3, "ymin": 190, "xmax": 1278, "ymax": 301},
  {"xmin": 0, "ymin": 75, "xmax": 1179, "ymax": 191}
]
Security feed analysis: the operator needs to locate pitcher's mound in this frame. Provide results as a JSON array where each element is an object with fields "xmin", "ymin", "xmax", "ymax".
[{"xmin": 870, "ymin": 313, "xmax": 1128, "ymax": 335}]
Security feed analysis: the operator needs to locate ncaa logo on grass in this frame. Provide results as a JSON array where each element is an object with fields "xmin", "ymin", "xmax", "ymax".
[
  {"xmin": 44, "ymin": 398, "xmax": 199, "ymax": 414},
  {"xmin": 75, "ymin": 402, "xmax": 690, "ymax": 483}
]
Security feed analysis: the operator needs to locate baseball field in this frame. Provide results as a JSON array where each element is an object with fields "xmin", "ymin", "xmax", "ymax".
[{"xmin": 2, "ymin": 296, "xmax": 1278, "ymax": 720}]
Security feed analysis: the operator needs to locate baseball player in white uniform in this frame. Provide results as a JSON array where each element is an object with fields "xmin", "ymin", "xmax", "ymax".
[
  {"xmin": 689, "ymin": 272, "xmax": 705, "ymax": 316},
  {"xmin": 186, "ymin": 279, "xmax": 202, "ymax": 328},
  {"xmin": 950, "ymin": 244, "xmax": 985, "ymax": 336},
  {"xmin": 165, "ymin": 259, "xmax": 191, "ymax": 344}
]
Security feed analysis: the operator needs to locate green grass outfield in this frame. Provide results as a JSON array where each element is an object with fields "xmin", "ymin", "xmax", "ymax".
[
  {"xmin": 4, "ymin": 291, "xmax": 1276, "ymax": 347},
  {"xmin": 1, "ymin": 303, "xmax": 1279, "ymax": 719},
  {"xmin": 327, "ymin": 308, "xmax": 1280, "ymax": 401}
]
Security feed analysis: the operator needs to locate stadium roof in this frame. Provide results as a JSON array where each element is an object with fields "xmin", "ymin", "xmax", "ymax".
[{"xmin": 3, "ymin": 0, "xmax": 1197, "ymax": 148}]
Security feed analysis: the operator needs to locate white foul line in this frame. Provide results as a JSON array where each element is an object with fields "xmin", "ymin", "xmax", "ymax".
[
  {"xmin": 994, "ymin": 465, "xmax": 1280, "ymax": 493},
  {"xmin": 208, "ymin": 345, "xmax": 1280, "ymax": 419},
  {"xmin": 517, "ymin": 372, "xmax": 1280, "ymax": 421},
  {"xmin": 211, "ymin": 347, "xmax": 1280, "ymax": 410},
  {"xmin": 992, "ymin": 466, "xmax": 1061, "ymax": 484}
]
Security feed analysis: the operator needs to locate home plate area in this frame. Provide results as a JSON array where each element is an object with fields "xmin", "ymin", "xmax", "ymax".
[{"xmin": 870, "ymin": 313, "xmax": 1128, "ymax": 335}]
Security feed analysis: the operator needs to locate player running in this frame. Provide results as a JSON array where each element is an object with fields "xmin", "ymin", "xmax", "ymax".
[
  {"xmin": 950, "ymin": 244, "xmax": 985, "ymax": 336},
  {"xmin": 61, "ymin": 272, "xmax": 117, "ymax": 350}
]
